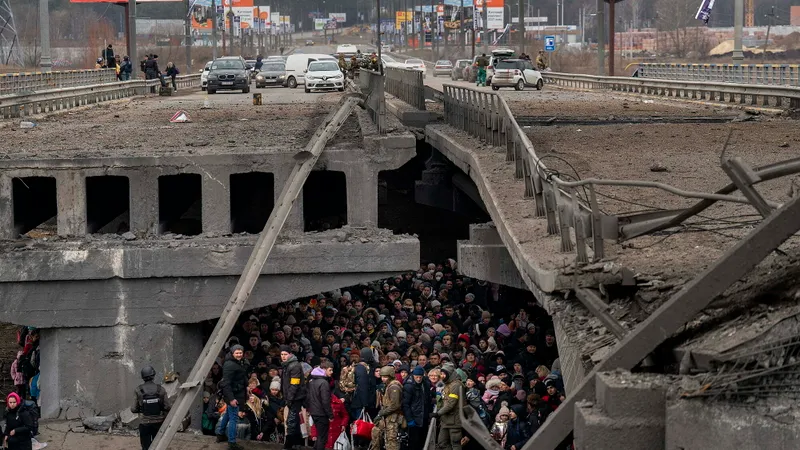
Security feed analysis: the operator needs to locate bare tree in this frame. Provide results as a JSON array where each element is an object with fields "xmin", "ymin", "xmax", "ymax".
[{"xmin": 654, "ymin": 0, "xmax": 698, "ymax": 57}]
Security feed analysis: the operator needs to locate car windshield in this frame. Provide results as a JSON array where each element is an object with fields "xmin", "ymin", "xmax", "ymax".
[
  {"xmin": 309, "ymin": 61, "xmax": 340, "ymax": 71},
  {"xmin": 406, "ymin": 59, "xmax": 423, "ymax": 65},
  {"xmin": 496, "ymin": 61, "xmax": 520, "ymax": 70},
  {"xmin": 436, "ymin": 60, "xmax": 451, "ymax": 65},
  {"xmin": 263, "ymin": 64, "xmax": 284, "ymax": 71},
  {"xmin": 212, "ymin": 60, "xmax": 244, "ymax": 70}
]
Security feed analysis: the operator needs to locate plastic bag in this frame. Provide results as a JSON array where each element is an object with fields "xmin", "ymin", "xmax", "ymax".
[{"xmin": 334, "ymin": 430, "xmax": 352, "ymax": 450}]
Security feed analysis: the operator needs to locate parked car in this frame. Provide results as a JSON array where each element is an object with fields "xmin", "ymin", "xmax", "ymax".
[
  {"xmin": 255, "ymin": 61, "xmax": 286, "ymax": 88},
  {"xmin": 490, "ymin": 59, "xmax": 543, "ymax": 91},
  {"xmin": 337, "ymin": 44, "xmax": 358, "ymax": 55},
  {"xmin": 200, "ymin": 61, "xmax": 212, "ymax": 91},
  {"xmin": 206, "ymin": 56, "xmax": 250, "ymax": 94},
  {"xmin": 451, "ymin": 59, "xmax": 471, "ymax": 80},
  {"xmin": 304, "ymin": 60, "xmax": 346, "ymax": 93},
  {"xmin": 381, "ymin": 43, "xmax": 393, "ymax": 52},
  {"xmin": 405, "ymin": 58, "xmax": 427, "ymax": 77},
  {"xmin": 305, "ymin": 40, "xmax": 315, "ymax": 46},
  {"xmin": 433, "ymin": 60, "xmax": 453, "ymax": 77}
]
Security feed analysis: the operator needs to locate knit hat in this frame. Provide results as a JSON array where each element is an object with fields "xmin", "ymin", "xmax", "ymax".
[
  {"xmin": 279, "ymin": 345, "xmax": 292, "ymax": 353},
  {"xmin": 6, "ymin": 392, "xmax": 20, "ymax": 407},
  {"xmin": 486, "ymin": 378, "xmax": 502, "ymax": 390},
  {"xmin": 397, "ymin": 330, "xmax": 407, "ymax": 339},
  {"xmin": 412, "ymin": 366, "xmax": 425, "ymax": 376},
  {"xmin": 498, "ymin": 405, "xmax": 510, "ymax": 417},
  {"xmin": 269, "ymin": 377, "xmax": 281, "ymax": 390},
  {"xmin": 203, "ymin": 391, "xmax": 211, "ymax": 400},
  {"xmin": 441, "ymin": 362, "xmax": 455, "ymax": 377},
  {"xmin": 230, "ymin": 344, "xmax": 244, "ymax": 353},
  {"xmin": 430, "ymin": 300, "xmax": 442, "ymax": 308}
]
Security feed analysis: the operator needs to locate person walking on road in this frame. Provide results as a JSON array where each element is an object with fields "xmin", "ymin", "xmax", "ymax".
[
  {"xmin": 165, "ymin": 62, "xmax": 180, "ymax": 92},
  {"xmin": 476, "ymin": 54, "xmax": 489, "ymax": 87},
  {"xmin": 280, "ymin": 345, "xmax": 307, "ymax": 450},
  {"xmin": 131, "ymin": 366, "xmax": 170, "ymax": 450},
  {"xmin": 307, "ymin": 362, "xmax": 334, "ymax": 450},
  {"xmin": 432, "ymin": 362, "xmax": 463, "ymax": 450},
  {"xmin": 217, "ymin": 344, "xmax": 247, "ymax": 450}
]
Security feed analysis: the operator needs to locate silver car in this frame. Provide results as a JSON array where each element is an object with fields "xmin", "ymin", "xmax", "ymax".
[
  {"xmin": 255, "ymin": 62, "xmax": 286, "ymax": 88},
  {"xmin": 433, "ymin": 60, "xmax": 453, "ymax": 77}
]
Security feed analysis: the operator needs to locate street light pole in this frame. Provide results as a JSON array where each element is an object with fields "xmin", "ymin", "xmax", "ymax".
[
  {"xmin": 482, "ymin": 0, "xmax": 488, "ymax": 54},
  {"xmin": 128, "ymin": 0, "xmax": 138, "ymax": 78},
  {"xmin": 733, "ymin": 0, "xmax": 744, "ymax": 63},
  {"xmin": 460, "ymin": 0, "xmax": 464, "ymax": 52},
  {"xmin": 518, "ymin": 0, "xmax": 524, "ymax": 55},
  {"xmin": 39, "ymin": 0, "xmax": 52, "ymax": 72},
  {"xmin": 185, "ymin": 0, "xmax": 192, "ymax": 73},
  {"xmin": 228, "ymin": 3, "xmax": 234, "ymax": 55},
  {"xmin": 377, "ymin": 0, "xmax": 383, "ymax": 74},
  {"xmin": 211, "ymin": 0, "xmax": 218, "ymax": 59},
  {"xmin": 596, "ymin": 0, "xmax": 605, "ymax": 75}
]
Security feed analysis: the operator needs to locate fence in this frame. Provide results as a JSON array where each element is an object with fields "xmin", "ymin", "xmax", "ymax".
[
  {"xmin": 637, "ymin": 63, "xmax": 800, "ymax": 87},
  {"xmin": 384, "ymin": 67, "xmax": 426, "ymax": 110},
  {"xmin": 0, "ymin": 74, "xmax": 202, "ymax": 119},
  {"xmin": 0, "ymin": 69, "xmax": 117, "ymax": 97},
  {"xmin": 545, "ymin": 72, "xmax": 800, "ymax": 110},
  {"xmin": 358, "ymin": 69, "xmax": 387, "ymax": 134}
]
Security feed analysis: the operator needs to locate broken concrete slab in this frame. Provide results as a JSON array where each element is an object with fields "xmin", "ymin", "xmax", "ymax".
[{"xmin": 82, "ymin": 415, "xmax": 116, "ymax": 432}]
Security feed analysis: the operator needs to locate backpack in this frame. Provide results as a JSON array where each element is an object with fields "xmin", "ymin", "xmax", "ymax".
[
  {"xmin": 18, "ymin": 349, "xmax": 38, "ymax": 380},
  {"xmin": 20, "ymin": 400, "xmax": 39, "ymax": 436},
  {"xmin": 339, "ymin": 362, "xmax": 368, "ymax": 394}
]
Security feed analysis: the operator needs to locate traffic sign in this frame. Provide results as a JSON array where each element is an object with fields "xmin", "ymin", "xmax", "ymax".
[{"xmin": 544, "ymin": 35, "xmax": 556, "ymax": 52}]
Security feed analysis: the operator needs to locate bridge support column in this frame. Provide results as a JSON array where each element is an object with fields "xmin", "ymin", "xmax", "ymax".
[
  {"xmin": 40, "ymin": 322, "xmax": 203, "ymax": 420},
  {"xmin": 415, "ymin": 150, "xmax": 454, "ymax": 210},
  {"xmin": 56, "ymin": 171, "xmax": 87, "ymax": 236},
  {"xmin": 457, "ymin": 223, "xmax": 527, "ymax": 290},
  {"xmin": 202, "ymin": 169, "xmax": 231, "ymax": 234},
  {"xmin": 130, "ymin": 170, "xmax": 159, "ymax": 235},
  {"xmin": 344, "ymin": 165, "xmax": 379, "ymax": 227},
  {"xmin": 0, "ymin": 175, "xmax": 13, "ymax": 240},
  {"xmin": 274, "ymin": 172, "xmax": 304, "ymax": 232}
]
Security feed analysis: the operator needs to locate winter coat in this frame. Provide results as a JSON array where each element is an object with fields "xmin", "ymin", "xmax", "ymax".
[
  {"xmin": 437, "ymin": 378, "xmax": 463, "ymax": 429},
  {"xmin": 351, "ymin": 351, "xmax": 376, "ymax": 411},
  {"xmin": 402, "ymin": 377, "xmax": 430, "ymax": 427},
  {"xmin": 504, "ymin": 409, "xmax": 530, "ymax": 450},
  {"xmin": 221, "ymin": 353, "xmax": 248, "ymax": 405},
  {"xmin": 281, "ymin": 355, "xmax": 306, "ymax": 405},
  {"xmin": 4, "ymin": 405, "xmax": 33, "ymax": 450},
  {"xmin": 306, "ymin": 371, "xmax": 333, "ymax": 418},
  {"xmin": 376, "ymin": 380, "xmax": 403, "ymax": 425},
  {"xmin": 326, "ymin": 394, "xmax": 349, "ymax": 448}
]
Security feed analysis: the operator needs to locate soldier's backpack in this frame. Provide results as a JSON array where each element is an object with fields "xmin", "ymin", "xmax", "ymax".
[
  {"xmin": 140, "ymin": 384, "xmax": 163, "ymax": 417},
  {"xmin": 339, "ymin": 362, "xmax": 368, "ymax": 396},
  {"xmin": 20, "ymin": 400, "xmax": 39, "ymax": 436}
]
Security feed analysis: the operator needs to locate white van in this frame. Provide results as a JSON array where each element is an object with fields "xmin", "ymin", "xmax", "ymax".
[{"xmin": 283, "ymin": 53, "xmax": 337, "ymax": 88}]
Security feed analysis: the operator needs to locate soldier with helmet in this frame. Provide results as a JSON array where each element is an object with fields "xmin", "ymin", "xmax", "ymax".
[
  {"xmin": 371, "ymin": 365, "xmax": 405, "ymax": 450},
  {"xmin": 431, "ymin": 362, "xmax": 463, "ymax": 450},
  {"xmin": 131, "ymin": 365, "xmax": 170, "ymax": 450}
]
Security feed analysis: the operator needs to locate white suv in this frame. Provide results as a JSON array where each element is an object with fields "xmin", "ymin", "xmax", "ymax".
[
  {"xmin": 304, "ymin": 60, "xmax": 345, "ymax": 93},
  {"xmin": 491, "ymin": 59, "xmax": 543, "ymax": 91}
]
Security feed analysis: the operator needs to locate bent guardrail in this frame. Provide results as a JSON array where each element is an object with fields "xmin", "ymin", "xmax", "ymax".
[
  {"xmin": 0, "ymin": 69, "xmax": 117, "ymax": 96},
  {"xmin": 637, "ymin": 63, "xmax": 800, "ymax": 87},
  {"xmin": 0, "ymin": 74, "xmax": 201, "ymax": 119},
  {"xmin": 385, "ymin": 67, "xmax": 426, "ymax": 110},
  {"xmin": 544, "ymin": 72, "xmax": 800, "ymax": 110},
  {"xmin": 358, "ymin": 69, "xmax": 387, "ymax": 134}
]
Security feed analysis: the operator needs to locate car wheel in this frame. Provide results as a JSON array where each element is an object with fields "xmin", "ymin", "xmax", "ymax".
[
  {"xmin": 242, "ymin": 86, "xmax": 250, "ymax": 94},
  {"xmin": 492, "ymin": 85, "xmax": 500, "ymax": 91},
  {"xmin": 536, "ymin": 79, "xmax": 544, "ymax": 90},
  {"xmin": 515, "ymin": 79, "xmax": 524, "ymax": 91},
  {"xmin": 287, "ymin": 77, "xmax": 297, "ymax": 89},
  {"xmin": 305, "ymin": 87, "xmax": 311, "ymax": 93}
]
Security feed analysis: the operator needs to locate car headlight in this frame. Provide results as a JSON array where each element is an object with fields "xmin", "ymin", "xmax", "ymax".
[
  {"xmin": 278, "ymin": 75, "xmax": 285, "ymax": 79},
  {"xmin": 256, "ymin": 75, "xmax": 264, "ymax": 80},
  {"xmin": 334, "ymin": 73, "xmax": 344, "ymax": 79}
]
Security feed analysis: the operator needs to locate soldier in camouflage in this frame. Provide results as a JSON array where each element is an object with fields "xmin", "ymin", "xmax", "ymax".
[
  {"xmin": 432, "ymin": 362, "xmax": 463, "ymax": 450},
  {"xmin": 370, "ymin": 366, "xmax": 404, "ymax": 450}
]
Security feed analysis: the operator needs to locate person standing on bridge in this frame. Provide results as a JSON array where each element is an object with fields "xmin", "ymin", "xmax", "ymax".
[
  {"xmin": 132, "ymin": 366, "xmax": 170, "ymax": 450},
  {"xmin": 280, "ymin": 345, "xmax": 307, "ymax": 450},
  {"xmin": 476, "ymin": 54, "xmax": 489, "ymax": 87}
]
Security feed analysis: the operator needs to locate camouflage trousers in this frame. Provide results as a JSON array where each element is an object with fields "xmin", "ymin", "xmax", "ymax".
[{"xmin": 370, "ymin": 419, "xmax": 400, "ymax": 450}]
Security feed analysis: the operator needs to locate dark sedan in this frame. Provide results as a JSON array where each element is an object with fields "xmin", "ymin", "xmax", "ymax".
[
  {"xmin": 255, "ymin": 62, "xmax": 286, "ymax": 88},
  {"xmin": 207, "ymin": 58, "xmax": 250, "ymax": 94}
]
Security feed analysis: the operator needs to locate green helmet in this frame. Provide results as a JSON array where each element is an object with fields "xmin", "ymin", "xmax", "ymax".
[{"xmin": 380, "ymin": 366, "xmax": 396, "ymax": 378}]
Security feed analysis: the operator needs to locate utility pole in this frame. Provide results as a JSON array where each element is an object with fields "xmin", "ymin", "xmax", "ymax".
[
  {"xmin": 596, "ymin": 0, "xmax": 605, "ymax": 75},
  {"xmin": 518, "ymin": 0, "xmax": 524, "ymax": 55},
  {"xmin": 228, "ymin": 2, "xmax": 234, "ymax": 56},
  {"xmin": 39, "ymin": 0, "xmax": 51, "ymax": 72},
  {"xmin": 762, "ymin": 5, "xmax": 777, "ymax": 63},
  {"xmin": 431, "ymin": 0, "xmax": 435, "ymax": 59},
  {"xmin": 733, "ymin": 0, "xmax": 744, "ymax": 63},
  {"xmin": 211, "ymin": 0, "xmax": 217, "ymax": 59},
  {"xmin": 608, "ymin": 0, "xmax": 615, "ymax": 75},
  {"xmin": 482, "ymin": 0, "xmax": 488, "ymax": 54},
  {"xmin": 129, "ymin": 0, "xmax": 138, "ymax": 78},
  {"xmin": 377, "ymin": 0, "xmax": 383, "ymax": 74},
  {"xmin": 460, "ymin": 0, "xmax": 464, "ymax": 52},
  {"xmin": 185, "ymin": 0, "xmax": 192, "ymax": 73}
]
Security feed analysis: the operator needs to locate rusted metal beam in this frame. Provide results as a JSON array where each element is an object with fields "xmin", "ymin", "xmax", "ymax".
[{"xmin": 524, "ymin": 191, "xmax": 800, "ymax": 450}]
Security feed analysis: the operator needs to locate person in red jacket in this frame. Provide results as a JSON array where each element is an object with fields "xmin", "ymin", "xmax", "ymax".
[{"xmin": 326, "ymin": 392, "xmax": 349, "ymax": 449}]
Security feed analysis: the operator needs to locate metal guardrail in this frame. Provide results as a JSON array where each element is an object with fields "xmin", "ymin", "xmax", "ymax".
[
  {"xmin": 358, "ymin": 69, "xmax": 387, "ymax": 134},
  {"xmin": 638, "ymin": 63, "xmax": 800, "ymax": 87},
  {"xmin": 0, "ymin": 69, "xmax": 117, "ymax": 96},
  {"xmin": 0, "ymin": 74, "xmax": 202, "ymax": 119},
  {"xmin": 544, "ymin": 72, "xmax": 800, "ymax": 110},
  {"xmin": 385, "ymin": 67, "xmax": 426, "ymax": 110}
]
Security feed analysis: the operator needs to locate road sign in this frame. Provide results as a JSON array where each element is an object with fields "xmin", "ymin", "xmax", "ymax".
[{"xmin": 544, "ymin": 35, "xmax": 556, "ymax": 52}]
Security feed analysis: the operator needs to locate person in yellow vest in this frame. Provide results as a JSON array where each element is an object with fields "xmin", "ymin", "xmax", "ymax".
[{"xmin": 431, "ymin": 362, "xmax": 463, "ymax": 450}]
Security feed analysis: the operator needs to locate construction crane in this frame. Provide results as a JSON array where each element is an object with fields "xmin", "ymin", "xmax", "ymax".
[{"xmin": 745, "ymin": 0, "xmax": 754, "ymax": 27}]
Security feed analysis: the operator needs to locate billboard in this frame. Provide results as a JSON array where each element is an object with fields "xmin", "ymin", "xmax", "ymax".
[
  {"xmin": 474, "ymin": 0, "xmax": 504, "ymax": 29},
  {"xmin": 396, "ymin": 11, "xmax": 412, "ymax": 30},
  {"xmin": 329, "ymin": 13, "xmax": 346, "ymax": 23}
]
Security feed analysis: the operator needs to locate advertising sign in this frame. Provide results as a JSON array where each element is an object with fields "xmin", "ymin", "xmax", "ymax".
[
  {"xmin": 71, "ymin": 0, "xmax": 180, "ymax": 3},
  {"xmin": 190, "ymin": 0, "xmax": 214, "ymax": 30},
  {"xmin": 395, "ymin": 11, "xmax": 412, "ymax": 30},
  {"xmin": 473, "ymin": 0, "xmax": 504, "ymax": 30},
  {"xmin": 314, "ymin": 18, "xmax": 327, "ymax": 31},
  {"xmin": 328, "ymin": 13, "xmax": 347, "ymax": 23}
]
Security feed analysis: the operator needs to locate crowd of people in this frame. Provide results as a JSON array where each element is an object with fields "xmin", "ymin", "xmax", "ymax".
[
  {"xmin": 202, "ymin": 259, "xmax": 568, "ymax": 450},
  {"xmin": 6, "ymin": 327, "xmax": 43, "ymax": 450}
]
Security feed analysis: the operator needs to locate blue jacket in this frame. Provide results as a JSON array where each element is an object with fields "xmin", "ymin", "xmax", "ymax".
[
  {"xmin": 402, "ymin": 376, "xmax": 430, "ymax": 426},
  {"xmin": 504, "ymin": 409, "xmax": 530, "ymax": 450},
  {"xmin": 351, "ymin": 361, "xmax": 376, "ymax": 411}
]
